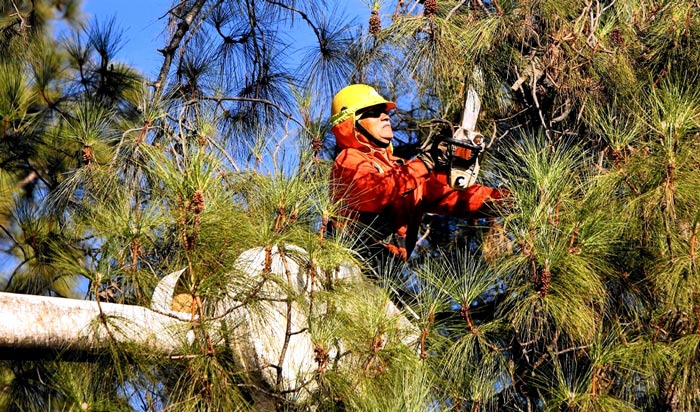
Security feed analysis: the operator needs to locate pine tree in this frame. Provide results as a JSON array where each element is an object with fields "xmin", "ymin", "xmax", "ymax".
[{"xmin": 2, "ymin": 1, "xmax": 700, "ymax": 411}]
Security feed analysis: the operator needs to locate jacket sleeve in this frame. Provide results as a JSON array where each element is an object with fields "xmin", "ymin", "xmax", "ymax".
[
  {"xmin": 332, "ymin": 149, "xmax": 430, "ymax": 213},
  {"xmin": 422, "ymin": 173, "xmax": 509, "ymax": 218}
]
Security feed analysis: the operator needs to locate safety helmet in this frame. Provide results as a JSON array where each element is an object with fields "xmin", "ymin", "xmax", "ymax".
[{"xmin": 330, "ymin": 84, "xmax": 396, "ymax": 126}]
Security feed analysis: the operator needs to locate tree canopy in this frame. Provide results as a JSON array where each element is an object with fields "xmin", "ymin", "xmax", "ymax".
[{"xmin": 1, "ymin": 0, "xmax": 700, "ymax": 411}]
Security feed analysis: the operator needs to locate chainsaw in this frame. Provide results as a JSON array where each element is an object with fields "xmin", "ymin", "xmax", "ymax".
[{"xmin": 445, "ymin": 69, "xmax": 486, "ymax": 190}]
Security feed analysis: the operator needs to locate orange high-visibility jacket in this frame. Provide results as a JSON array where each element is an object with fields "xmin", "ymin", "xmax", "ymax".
[{"xmin": 331, "ymin": 117, "xmax": 506, "ymax": 261}]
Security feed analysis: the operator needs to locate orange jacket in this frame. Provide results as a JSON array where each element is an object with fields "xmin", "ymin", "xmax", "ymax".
[{"xmin": 331, "ymin": 117, "xmax": 505, "ymax": 261}]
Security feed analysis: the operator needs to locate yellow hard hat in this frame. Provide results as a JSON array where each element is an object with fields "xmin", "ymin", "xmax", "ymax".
[{"xmin": 330, "ymin": 84, "xmax": 396, "ymax": 126}]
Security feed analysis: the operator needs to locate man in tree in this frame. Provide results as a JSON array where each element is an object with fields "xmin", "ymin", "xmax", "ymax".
[{"xmin": 329, "ymin": 84, "xmax": 508, "ymax": 271}]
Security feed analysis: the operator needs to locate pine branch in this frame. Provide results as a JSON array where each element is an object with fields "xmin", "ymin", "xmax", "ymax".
[
  {"xmin": 154, "ymin": 0, "xmax": 208, "ymax": 94},
  {"xmin": 261, "ymin": 0, "xmax": 323, "ymax": 46}
]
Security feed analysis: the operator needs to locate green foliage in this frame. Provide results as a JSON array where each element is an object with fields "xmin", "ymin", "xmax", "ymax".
[{"xmin": 3, "ymin": 0, "xmax": 700, "ymax": 411}]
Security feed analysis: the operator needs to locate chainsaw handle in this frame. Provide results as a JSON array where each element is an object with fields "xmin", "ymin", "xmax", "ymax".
[{"xmin": 441, "ymin": 137, "xmax": 485, "ymax": 153}]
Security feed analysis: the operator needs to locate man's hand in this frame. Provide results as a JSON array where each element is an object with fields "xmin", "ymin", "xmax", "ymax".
[{"xmin": 417, "ymin": 138, "xmax": 450, "ymax": 172}]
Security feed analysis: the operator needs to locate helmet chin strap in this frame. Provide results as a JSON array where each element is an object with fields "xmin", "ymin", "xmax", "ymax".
[{"xmin": 355, "ymin": 120, "xmax": 390, "ymax": 148}]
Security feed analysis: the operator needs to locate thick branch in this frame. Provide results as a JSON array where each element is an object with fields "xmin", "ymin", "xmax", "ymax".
[
  {"xmin": 0, "ymin": 292, "xmax": 194, "ymax": 355},
  {"xmin": 154, "ymin": 0, "xmax": 208, "ymax": 94}
]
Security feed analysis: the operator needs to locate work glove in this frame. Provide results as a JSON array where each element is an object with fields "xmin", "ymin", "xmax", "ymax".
[{"xmin": 417, "ymin": 137, "xmax": 450, "ymax": 172}]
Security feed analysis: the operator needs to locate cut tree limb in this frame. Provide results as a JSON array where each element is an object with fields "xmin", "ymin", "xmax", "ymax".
[
  {"xmin": 0, "ymin": 245, "xmax": 418, "ymax": 405},
  {"xmin": 0, "ymin": 292, "xmax": 195, "ymax": 355}
]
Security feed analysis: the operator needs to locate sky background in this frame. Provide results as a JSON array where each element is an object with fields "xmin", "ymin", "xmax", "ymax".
[
  {"xmin": 79, "ymin": 0, "xmax": 368, "ymax": 78},
  {"xmin": 81, "ymin": 0, "xmax": 185, "ymax": 77}
]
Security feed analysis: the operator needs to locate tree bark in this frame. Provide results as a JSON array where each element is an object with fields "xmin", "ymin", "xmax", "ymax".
[
  {"xmin": 154, "ymin": 0, "xmax": 208, "ymax": 94},
  {"xmin": 0, "ymin": 292, "xmax": 194, "ymax": 356},
  {"xmin": 0, "ymin": 246, "xmax": 417, "ymax": 405}
]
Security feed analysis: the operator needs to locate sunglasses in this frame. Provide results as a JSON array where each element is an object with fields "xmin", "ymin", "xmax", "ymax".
[{"xmin": 357, "ymin": 107, "xmax": 389, "ymax": 119}]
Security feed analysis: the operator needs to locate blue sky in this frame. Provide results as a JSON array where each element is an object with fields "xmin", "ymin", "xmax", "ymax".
[
  {"xmin": 81, "ymin": 0, "xmax": 173, "ymax": 77},
  {"xmin": 80, "ymin": 0, "xmax": 369, "ymax": 78}
]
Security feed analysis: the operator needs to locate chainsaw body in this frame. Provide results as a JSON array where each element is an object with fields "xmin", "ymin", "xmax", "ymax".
[
  {"xmin": 448, "ymin": 77, "xmax": 484, "ymax": 191},
  {"xmin": 446, "ymin": 130, "xmax": 483, "ymax": 190}
]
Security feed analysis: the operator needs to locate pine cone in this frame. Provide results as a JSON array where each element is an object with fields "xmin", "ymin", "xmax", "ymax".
[
  {"xmin": 610, "ymin": 29, "xmax": 624, "ymax": 47},
  {"xmin": 192, "ymin": 190, "xmax": 205, "ymax": 215},
  {"xmin": 537, "ymin": 266, "xmax": 551, "ymax": 297},
  {"xmin": 369, "ymin": 9, "xmax": 381, "ymax": 36},
  {"xmin": 423, "ymin": 0, "xmax": 437, "ymax": 18},
  {"xmin": 82, "ymin": 145, "xmax": 94, "ymax": 165}
]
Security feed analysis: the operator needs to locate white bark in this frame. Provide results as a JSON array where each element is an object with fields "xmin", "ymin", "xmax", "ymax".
[
  {"xmin": 0, "ymin": 245, "xmax": 417, "ymax": 405},
  {"xmin": 0, "ymin": 292, "xmax": 194, "ymax": 354},
  {"xmin": 228, "ymin": 246, "xmax": 324, "ymax": 397}
]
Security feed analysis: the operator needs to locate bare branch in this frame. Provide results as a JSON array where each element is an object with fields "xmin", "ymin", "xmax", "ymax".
[
  {"xmin": 154, "ymin": 0, "xmax": 208, "ymax": 94},
  {"xmin": 446, "ymin": 0, "xmax": 468, "ymax": 21}
]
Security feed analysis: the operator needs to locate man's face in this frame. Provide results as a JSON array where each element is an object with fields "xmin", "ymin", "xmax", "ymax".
[{"xmin": 356, "ymin": 104, "xmax": 393, "ymax": 144}]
